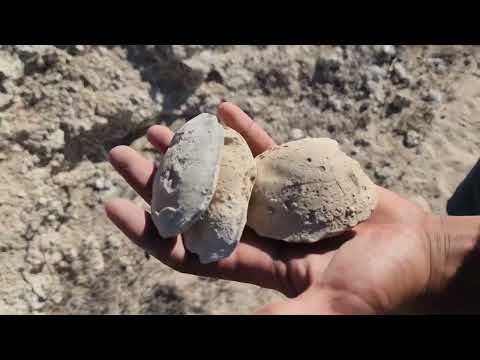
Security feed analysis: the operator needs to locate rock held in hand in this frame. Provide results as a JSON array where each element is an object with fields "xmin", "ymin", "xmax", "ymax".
[
  {"xmin": 151, "ymin": 113, "xmax": 224, "ymax": 238},
  {"xmin": 184, "ymin": 127, "xmax": 256, "ymax": 264},
  {"xmin": 247, "ymin": 138, "xmax": 377, "ymax": 243}
]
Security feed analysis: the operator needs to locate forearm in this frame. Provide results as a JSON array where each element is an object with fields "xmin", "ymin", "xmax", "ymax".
[{"xmin": 427, "ymin": 214, "xmax": 480, "ymax": 294}]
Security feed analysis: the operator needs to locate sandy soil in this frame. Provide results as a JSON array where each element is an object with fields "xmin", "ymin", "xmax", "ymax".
[{"xmin": 0, "ymin": 45, "xmax": 478, "ymax": 314}]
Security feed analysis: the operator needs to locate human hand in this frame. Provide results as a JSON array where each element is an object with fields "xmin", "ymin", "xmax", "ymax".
[{"xmin": 105, "ymin": 102, "xmax": 480, "ymax": 314}]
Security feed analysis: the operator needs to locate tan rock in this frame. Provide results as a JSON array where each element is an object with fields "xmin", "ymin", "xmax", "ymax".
[
  {"xmin": 247, "ymin": 138, "xmax": 377, "ymax": 243},
  {"xmin": 184, "ymin": 127, "xmax": 256, "ymax": 264}
]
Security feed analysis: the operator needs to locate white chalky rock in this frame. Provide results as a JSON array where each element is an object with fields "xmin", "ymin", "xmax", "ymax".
[
  {"xmin": 151, "ymin": 113, "xmax": 224, "ymax": 238},
  {"xmin": 184, "ymin": 127, "xmax": 256, "ymax": 264},
  {"xmin": 247, "ymin": 138, "xmax": 377, "ymax": 243}
]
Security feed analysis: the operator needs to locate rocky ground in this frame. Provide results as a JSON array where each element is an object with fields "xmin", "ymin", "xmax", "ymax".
[{"xmin": 0, "ymin": 45, "xmax": 479, "ymax": 314}]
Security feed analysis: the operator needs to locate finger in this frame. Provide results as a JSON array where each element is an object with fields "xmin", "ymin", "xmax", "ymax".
[
  {"xmin": 146, "ymin": 125, "xmax": 174, "ymax": 153},
  {"xmin": 105, "ymin": 198, "xmax": 339, "ymax": 296},
  {"xmin": 104, "ymin": 199, "xmax": 186, "ymax": 267},
  {"xmin": 109, "ymin": 146, "xmax": 156, "ymax": 202},
  {"xmin": 105, "ymin": 199, "xmax": 284, "ymax": 293},
  {"xmin": 218, "ymin": 102, "xmax": 276, "ymax": 156}
]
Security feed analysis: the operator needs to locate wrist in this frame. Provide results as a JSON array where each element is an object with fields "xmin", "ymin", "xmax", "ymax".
[{"xmin": 424, "ymin": 214, "xmax": 480, "ymax": 294}]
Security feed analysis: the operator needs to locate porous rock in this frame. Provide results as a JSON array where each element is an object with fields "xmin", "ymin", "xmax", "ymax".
[
  {"xmin": 247, "ymin": 138, "xmax": 377, "ymax": 243},
  {"xmin": 184, "ymin": 127, "xmax": 256, "ymax": 264},
  {"xmin": 151, "ymin": 113, "xmax": 224, "ymax": 238}
]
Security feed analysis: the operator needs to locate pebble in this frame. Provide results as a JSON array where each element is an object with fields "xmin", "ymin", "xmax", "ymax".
[
  {"xmin": 51, "ymin": 292, "xmax": 64, "ymax": 304},
  {"xmin": 425, "ymin": 89, "xmax": 443, "ymax": 103},
  {"xmin": 369, "ymin": 65, "xmax": 385, "ymax": 81},
  {"xmin": 404, "ymin": 130, "xmax": 423, "ymax": 148},
  {"xmin": 391, "ymin": 93, "xmax": 412, "ymax": 111},
  {"xmin": 392, "ymin": 62, "xmax": 410, "ymax": 84},
  {"xmin": 289, "ymin": 128, "xmax": 305, "ymax": 140},
  {"xmin": 328, "ymin": 97, "xmax": 343, "ymax": 112},
  {"xmin": 382, "ymin": 45, "xmax": 396, "ymax": 57},
  {"xmin": 11, "ymin": 143, "xmax": 23, "ymax": 152},
  {"xmin": 0, "ymin": 93, "xmax": 13, "ymax": 110},
  {"xmin": 39, "ymin": 236, "xmax": 51, "ymax": 252},
  {"xmin": 94, "ymin": 178, "xmax": 107, "ymax": 190},
  {"xmin": 63, "ymin": 248, "xmax": 79, "ymax": 263}
]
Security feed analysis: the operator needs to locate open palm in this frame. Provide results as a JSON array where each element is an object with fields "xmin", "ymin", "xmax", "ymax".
[{"xmin": 105, "ymin": 102, "xmax": 437, "ymax": 314}]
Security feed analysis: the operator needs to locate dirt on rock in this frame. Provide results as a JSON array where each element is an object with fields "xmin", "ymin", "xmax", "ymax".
[{"xmin": 1, "ymin": 45, "xmax": 479, "ymax": 314}]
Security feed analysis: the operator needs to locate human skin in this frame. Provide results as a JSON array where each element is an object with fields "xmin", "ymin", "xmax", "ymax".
[{"xmin": 105, "ymin": 102, "xmax": 480, "ymax": 314}]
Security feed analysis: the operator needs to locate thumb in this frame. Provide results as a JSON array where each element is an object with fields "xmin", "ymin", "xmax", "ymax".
[{"xmin": 255, "ymin": 288, "xmax": 343, "ymax": 315}]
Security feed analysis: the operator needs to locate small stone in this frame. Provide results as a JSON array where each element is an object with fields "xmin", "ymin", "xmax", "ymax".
[
  {"xmin": 32, "ymin": 155, "xmax": 40, "ymax": 164},
  {"xmin": 0, "ymin": 55, "xmax": 23, "ymax": 80},
  {"xmin": 97, "ymin": 46, "xmax": 109, "ymax": 56},
  {"xmin": 374, "ymin": 166, "xmax": 394, "ymax": 185},
  {"xmin": 49, "ymin": 129, "xmax": 65, "ymax": 151},
  {"xmin": 328, "ymin": 97, "xmax": 343, "ymax": 112},
  {"xmin": 289, "ymin": 128, "xmax": 305, "ymax": 140},
  {"xmin": 425, "ymin": 89, "xmax": 443, "ymax": 103},
  {"xmin": 31, "ymin": 298, "xmax": 46, "ymax": 311},
  {"xmin": 404, "ymin": 130, "xmax": 423, "ymax": 148},
  {"xmin": 393, "ymin": 94, "xmax": 411, "ymax": 108},
  {"xmin": 383, "ymin": 45, "xmax": 396, "ymax": 56},
  {"xmin": 369, "ymin": 65, "xmax": 385, "ymax": 81},
  {"xmin": 47, "ymin": 214, "xmax": 57, "ymax": 221},
  {"xmin": 63, "ymin": 248, "xmax": 79, "ymax": 263},
  {"xmin": 11, "ymin": 144, "xmax": 22, "ymax": 152},
  {"xmin": 312, "ymin": 53, "xmax": 343, "ymax": 84},
  {"xmin": 39, "ymin": 236, "xmax": 51, "ymax": 252},
  {"xmin": 51, "ymin": 292, "xmax": 63, "ymax": 304},
  {"xmin": 0, "ymin": 93, "xmax": 13, "ymax": 110},
  {"xmin": 373, "ymin": 45, "xmax": 396, "ymax": 64},
  {"xmin": 50, "ymin": 251, "xmax": 63, "ymax": 264},
  {"xmin": 56, "ymin": 260, "xmax": 69, "ymax": 270},
  {"xmin": 387, "ymin": 93, "xmax": 411, "ymax": 115},
  {"xmin": 38, "ymin": 197, "xmax": 48, "ymax": 206},
  {"xmin": 94, "ymin": 178, "xmax": 106, "ymax": 190},
  {"xmin": 392, "ymin": 62, "xmax": 411, "ymax": 84}
]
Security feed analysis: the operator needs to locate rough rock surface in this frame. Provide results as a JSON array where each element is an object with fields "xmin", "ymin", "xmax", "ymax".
[
  {"xmin": 151, "ymin": 113, "xmax": 224, "ymax": 238},
  {"xmin": 248, "ymin": 138, "xmax": 377, "ymax": 242},
  {"xmin": 184, "ymin": 126, "xmax": 256, "ymax": 264},
  {"xmin": 1, "ymin": 45, "xmax": 479, "ymax": 314}
]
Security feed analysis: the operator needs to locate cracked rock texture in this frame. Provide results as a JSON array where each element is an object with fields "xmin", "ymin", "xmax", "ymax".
[{"xmin": 1, "ymin": 45, "xmax": 479, "ymax": 314}]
